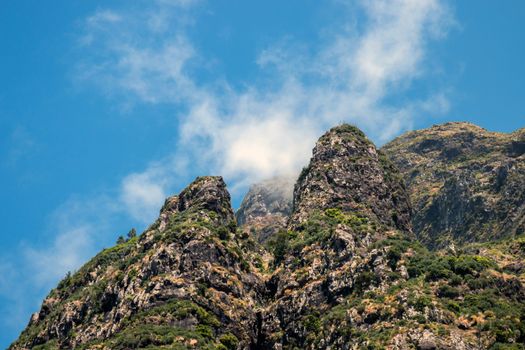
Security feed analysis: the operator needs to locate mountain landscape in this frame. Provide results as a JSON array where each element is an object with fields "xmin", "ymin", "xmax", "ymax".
[{"xmin": 11, "ymin": 123, "xmax": 525, "ymax": 350}]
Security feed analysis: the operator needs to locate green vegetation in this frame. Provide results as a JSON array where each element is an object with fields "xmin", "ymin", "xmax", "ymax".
[
  {"xmin": 331, "ymin": 123, "xmax": 367, "ymax": 140},
  {"xmin": 267, "ymin": 208, "xmax": 374, "ymax": 267},
  {"xmin": 73, "ymin": 300, "xmax": 231, "ymax": 350}
]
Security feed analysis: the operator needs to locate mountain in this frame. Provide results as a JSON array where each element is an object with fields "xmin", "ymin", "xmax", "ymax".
[
  {"xmin": 236, "ymin": 176, "xmax": 294, "ymax": 243},
  {"xmin": 382, "ymin": 122, "xmax": 525, "ymax": 249},
  {"xmin": 11, "ymin": 123, "xmax": 525, "ymax": 349},
  {"xmin": 12, "ymin": 177, "xmax": 266, "ymax": 350}
]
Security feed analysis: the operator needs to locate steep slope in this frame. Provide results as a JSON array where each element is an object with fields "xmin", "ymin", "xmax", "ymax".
[
  {"xmin": 259, "ymin": 124, "xmax": 525, "ymax": 349},
  {"xmin": 11, "ymin": 177, "xmax": 265, "ymax": 350},
  {"xmin": 257, "ymin": 125, "xmax": 418, "ymax": 348},
  {"xmin": 382, "ymin": 122, "xmax": 525, "ymax": 249},
  {"xmin": 236, "ymin": 176, "xmax": 294, "ymax": 243},
  {"xmin": 12, "ymin": 123, "xmax": 525, "ymax": 350}
]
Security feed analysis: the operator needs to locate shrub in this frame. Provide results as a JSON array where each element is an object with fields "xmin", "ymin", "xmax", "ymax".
[
  {"xmin": 450, "ymin": 256, "xmax": 496, "ymax": 276},
  {"xmin": 218, "ymin": 227, "xmax": 230, "ymax": 240},
  {"xmin": 267, "ymin": 230, "xmax": 291, "ymax": 265},
  {"xmin": 436, "ymin": 284, "xmax": 460, "ymax": 299},
  {"xmin": 414, "ymin": 295, "xmax": 432, "ymax": 311},
  {"xmin": 219, "ymin": 333, "xmax": 239, "ymax": 350},
  {"xmin": 303, "ymin": 313, "xmax": 321, "ymax": 332},
  {"xmin": 127, "ymin": 228, "xmax": 137, "ymax": 239},
  {"xmin": 354, "ymin": 271, "xmax": 380, "ymax": 294}
]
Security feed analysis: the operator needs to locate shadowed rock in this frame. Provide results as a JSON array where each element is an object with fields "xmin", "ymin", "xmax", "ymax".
[{"xmin": 383, "ymin": 122, "xmax": 525, "ymax": 248}]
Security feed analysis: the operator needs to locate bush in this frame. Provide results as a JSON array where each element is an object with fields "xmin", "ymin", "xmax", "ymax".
[
  {"xmin": 354, "ymin": 271, "xmax": 380, "ymax": 294},
  {"xmin": 303, "ymin": 313, "xmax": 321, "ymax": 332},
  {"xmin": 436, "ymin": 284, "xmax": 460, "ymax": 299},
  {"xmin": 450, "ymin": 256, "xmax": 496, "ymax": 276},
  {"xmin": 218, "ymin": 227, "xmax": 230, "ymax": 240},
  {"xmin": 267, "ymin": 230, "xmax": 291, "ymax": 265},
  {"xmin": 219, "ymin": 333, "xmax": 239, "ymax": 350},
  {"xmin": 425, "ymin": 260, "xmax": 451, "ymax": 281},
  {"xmin": 413, "ymin": 295, "xmax": 433, "ymax": 311},
  {"xmin": 386, "ymin": 246, "xmax": 403, "ymax": 270}
]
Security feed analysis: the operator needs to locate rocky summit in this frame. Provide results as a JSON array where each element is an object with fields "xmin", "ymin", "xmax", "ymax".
[
  {"xmin": 236, "ymin": 176, "xmax": 294, "ymax": 243},
  {"xmin": 12, "ymin": 123, "xmax": 525, "ymax": 350}
]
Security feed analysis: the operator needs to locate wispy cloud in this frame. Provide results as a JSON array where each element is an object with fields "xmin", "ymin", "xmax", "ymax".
[
  {"xmin": 0, "ymin": 197, "xmax": 109, "ymax": 336},
  {"xmin": 121, "ymin": 166, "xmax": 170, "ymax": 223},
  {"xmin": 3, "ymin": 126, "xmax": 38, "ymax": 168},
  {"xmin": 77, "ymin": 0, "xmax": 453, "ymax": 191}
]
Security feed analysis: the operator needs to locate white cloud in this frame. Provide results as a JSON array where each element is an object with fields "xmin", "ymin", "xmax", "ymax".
[
  {"xmin": 77, "ymin": 0, "xmax": 453, "ymax": 192},
  {"xmin": 3, "ymin": 126, "xmax": 38, "ymax": 168},
  {"xmin": 121, "ymin": 169, "xmax": 168, "ymax": 223},
  {"xmin": 20, "ymin": 0, "xmax": 452, "ymax": 290},
  {"xmin": 23, "ymin": 227, "xmax": 93, "ymax": 286}
]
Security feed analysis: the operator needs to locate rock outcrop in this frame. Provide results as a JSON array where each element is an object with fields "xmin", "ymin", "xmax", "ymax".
[
  {"xmin": 290, "ymin": 124, "xmax": 412, "ymax": 233},
  {"xmin": 11, "ymin": 176, "xmax": 265, "ymax": 350},
  {"xmin": 11, "ymin": 124, "xmax": 525, "ymax": 350},
  {"xmin": 382, "ymin": 122, "xmax": 525, "ymax": 249},
  {"xmin": 236, "ymin": 176, "xmax": 294, "ymax": 243}
]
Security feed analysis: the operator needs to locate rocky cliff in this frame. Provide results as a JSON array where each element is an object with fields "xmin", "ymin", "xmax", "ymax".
[
  {"xmin": 382, "ymin": 122, "xmax": 525, "ymax": 249},
  {"xmin": 11, "ymin": 123, "xmax": 525, "ymax": 350},
  {"xmin": 236, "ymin": 176, "xmax": 294, "ymax": 243},
  {"xmin": 12, "ymin": 177, "xmax": 266, "ymax": 350}
]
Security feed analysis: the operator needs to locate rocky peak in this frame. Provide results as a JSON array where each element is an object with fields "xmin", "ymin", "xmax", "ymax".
[
  {"xmin": 236, "ymin": 176, "xmax": 294, "ymax": 242},
  {"xmin": 160, "ymin": 176, "xmax": 234, "ymax": 227},
  {"xmin": 290, "ymin": 124, "xmax": 412, "ymax": 233},
  {"xmin": 11, "ymin": 175, "xmax": 265, "ymax": 350},
  {"xmin": 13, "ymin": 123, "xmax": 525, "ymax": 350}
]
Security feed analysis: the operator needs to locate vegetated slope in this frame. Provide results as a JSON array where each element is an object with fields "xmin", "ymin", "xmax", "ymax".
[
  {"xmin": 12, "ymin": 123, "xmax": 525, "ymax": 350},
  {"xmin": 382, "ymin": 122, "xmax": 525, "ymax": 249},
  {"xmin": 11, "ymin": 177, "xmax": 266, "ymax": 350},
  {"xmin": 257, "ymin": 125, "xmax": 525, "ymax": 349}
]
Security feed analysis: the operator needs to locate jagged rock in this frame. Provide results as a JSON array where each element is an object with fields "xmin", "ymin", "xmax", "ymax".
[
  {"xmin": 11, "ymin": 176, "xmax": 265, "ymax": 350},
  {"xmin": 11, "ymin": 124, "xmax": 525, "ymax": 350},
  {"xmin": 256, "ymin": 124, "xmax": 414, "ymax": 349},
  {"xmin": 236, "ymin": 176, "xmax": 294, "ymax": 243},
  {"xmin": 291, "ymin": 124, "xmax": 412, "ymax": 233},
  {"xmin": 382, "ymin": 122, "xmax": 525, "ymax": 248}
]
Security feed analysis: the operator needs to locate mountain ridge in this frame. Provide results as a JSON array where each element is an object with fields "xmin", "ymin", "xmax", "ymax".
[
  {"xmin": 382, "ymin": 121, "xmax": 525, "ymax": 249},
  {"xmin": 11, "ymin": 122, "xmax": 525, "ymax": 350}
]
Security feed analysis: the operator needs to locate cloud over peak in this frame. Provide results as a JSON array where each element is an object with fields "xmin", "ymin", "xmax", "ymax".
[{"xmin": 78, "ymin": 0, "xmax": 452, "ymax": 195}]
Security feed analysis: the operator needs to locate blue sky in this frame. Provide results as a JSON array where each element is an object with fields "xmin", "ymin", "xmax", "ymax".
[{"xmin": 1, "ymin": 0, "xmax": 524, "ymax": 346}]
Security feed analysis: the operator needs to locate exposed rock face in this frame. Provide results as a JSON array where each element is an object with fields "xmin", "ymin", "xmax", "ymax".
[
  {"xmin": 382, "ymin": 122, "xmax": 525, "ymax": 249},
  {"xmin": 11, "ymin": 176, "xmax": 265, "ymax": 350},
  {"xmin": 12, "ymin": 124, "xmax": 525, "ymax": 350},
  {"xmin": 256, "ymin": 124, "xmax": 420, "ymax": 348},
  {"xmin": 236, "ymin": 176, "xmax": 294, "ymax": 243},
  {"xmin": 290, "ymin": 124, "xmax": 412, "ymax": 233}
]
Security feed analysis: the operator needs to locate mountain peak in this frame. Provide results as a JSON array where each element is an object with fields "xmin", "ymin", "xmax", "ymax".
[
  {"xmin": 13, "ymin": 123, "xmax": 525, "ymax": 350},
  {"xmin": 289, "ymin": 123, "xmax": 412, "ymax": 233},
  {"xmin": 383, "ymin": 122, "xmax": 525, "ymax": 248},
  {"xmin": 160, "ymin": 176, "xmax": 234, "ymax": 226}
]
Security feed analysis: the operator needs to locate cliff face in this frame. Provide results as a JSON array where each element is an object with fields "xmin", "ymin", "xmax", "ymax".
[
  {"xmin": 12, "ymin": 123, "xmax": 525, "ymax": 350},
  {"xmin": 12, "ymin": 177, "xmax": 265, "ymax": 350},
  {"xmin": 290, "ymin": 124, "xmax": 412, "ymax": 233},
  {"xmin": 382, "ymin": 122, "xmax": 525, "ymax": 249},
  {"xmin": 236, "ymin": 176, "xmax": 294, "ymax": 243}
]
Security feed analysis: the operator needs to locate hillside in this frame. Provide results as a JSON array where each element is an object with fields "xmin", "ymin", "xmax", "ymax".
[
  {"xmin": 11, "ymin": 123, "xmax": 525, "ymax": 350},
  {"xmin": 382, "ymin": 122, "xmax": 525, "ymax": 249}
]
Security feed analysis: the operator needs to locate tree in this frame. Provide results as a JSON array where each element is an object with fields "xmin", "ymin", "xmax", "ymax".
[
  {"xmin": 116, "ymin": 235, "xmax": 126, "ymax": 245},
  {"xmin": 127, "ymin": 228, "xmax": 137, "ymax": 239}
]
